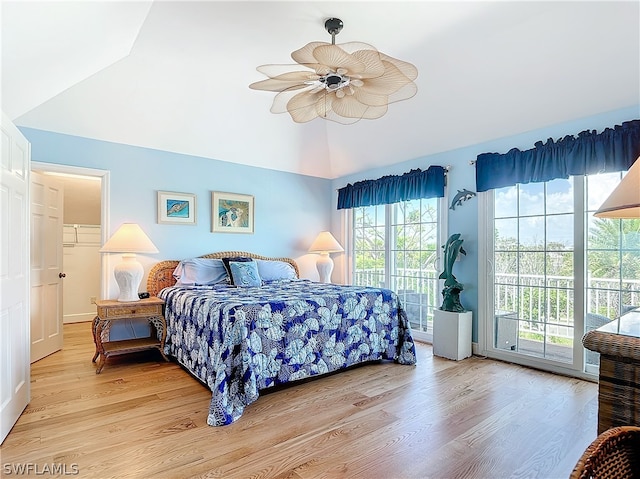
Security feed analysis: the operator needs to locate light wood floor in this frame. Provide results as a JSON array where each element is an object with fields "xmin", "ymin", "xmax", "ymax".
[{"xmin": 1, "ymin": 322, "xmax": 599, "ymax": 479}]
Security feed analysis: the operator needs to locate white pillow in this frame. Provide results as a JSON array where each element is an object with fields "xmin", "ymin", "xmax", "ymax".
[
  {"xmin": 173, "ymin": 258, "xmax": 228, "ymax": 286},
  {"xmin": 255, "ymin": 259, "xmax": 297, "ymax": 281}
]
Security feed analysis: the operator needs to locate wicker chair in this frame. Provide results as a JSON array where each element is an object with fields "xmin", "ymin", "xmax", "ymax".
[{"xmin": 570, "ymin": 426, "xmax": 640, "ymax": 479}]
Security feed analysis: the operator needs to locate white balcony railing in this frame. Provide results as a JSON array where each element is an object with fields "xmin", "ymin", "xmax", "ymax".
[
  {"xmin": 495, "ymin": 273, "xmax": 640, "ymax": 324},
  {"xmin": 354, "ymin": 268, "xmax": 640, "ymax": 338}
]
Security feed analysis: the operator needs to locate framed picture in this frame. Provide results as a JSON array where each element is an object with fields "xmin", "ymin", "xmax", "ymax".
[
  {"xmin": 157, "ymin": 191, "xmax": 197, "ymax": 225},
  {"xmin": 211, "ymin": 191, "xmax": 254, "ymax": 234}
]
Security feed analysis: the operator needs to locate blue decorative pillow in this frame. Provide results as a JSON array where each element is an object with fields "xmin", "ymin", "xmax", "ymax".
[
  {"xmin": 229, "ymin": 261, "xmax": 262, "ymax": 287},
  {"xmin": 221, "ymin": 256, "xmax": 253, "ymax": 285}
]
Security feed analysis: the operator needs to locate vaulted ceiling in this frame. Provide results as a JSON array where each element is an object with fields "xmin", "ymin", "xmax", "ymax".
[{"xmin": 2, "ymin": 1, "xmax": 639, "ymax": 179}]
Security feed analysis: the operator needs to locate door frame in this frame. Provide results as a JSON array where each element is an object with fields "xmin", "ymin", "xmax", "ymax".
[{"xmin": 31, "ymin": 162, "xmax": 110, "ymax": 300}]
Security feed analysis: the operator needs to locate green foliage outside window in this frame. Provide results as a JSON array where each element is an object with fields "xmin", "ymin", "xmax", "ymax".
[{"xmin": 494, "ymin": 216, "xmax": 639, "ymax": 322}]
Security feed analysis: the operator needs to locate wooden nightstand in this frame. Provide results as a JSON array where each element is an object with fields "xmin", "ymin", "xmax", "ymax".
[{"xmin": 92, "ymin": 297, "xmax": 169, "ymax": 374}]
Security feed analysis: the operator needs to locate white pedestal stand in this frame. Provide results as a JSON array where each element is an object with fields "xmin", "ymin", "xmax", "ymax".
[{"xmin": 433, "ymin": 309, "xmax": 472, "ymax": 360}]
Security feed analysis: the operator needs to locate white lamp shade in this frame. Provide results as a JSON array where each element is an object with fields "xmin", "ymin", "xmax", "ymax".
[
  {"xmin": 100, "ymin": 223, "xmax": 158, "ymax": 302},
  {"xmin": 594, "ymin": 157, "xmax": 640, "ymax": 219},
  {"xmin": 308, "ymin": 231, "xmax": 344, "ymax": 254},
  {"xmin": 99, "ymin": 223, "xmax": 159, "ymax": 253}
]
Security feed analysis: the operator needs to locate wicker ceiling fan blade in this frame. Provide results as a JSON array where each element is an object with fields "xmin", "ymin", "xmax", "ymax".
[
  {"xmin": 286, "ymin": 90, "xmax": 326, "ymax": 123},
  {"xmin": 359, "ymin": 104, "xmax": 389, "ymax": 120},
  {"xmin": 380, "ymin": 53, "xmax": 419, "ymax": 81},
  {"xmin": 250, "ymin": 78, "xmax": 309, "ymax": 92},
  {"xmin": 353, "ymin": 89, "xmax": 389, "ymax": 107},
  {"xmin": 291, "ymin": 41, "xmax": 331, "ymax": 64},
  {"xmin": 360, "ymin": 61, "xmax": 417, "ymax": 96},
  {"xmin": 349, "ymin": 49, "xmax": 386, "ymax": 78},
  {"xmin": 331, "ymin": 95, "xmax": 369, "ymax": 119},
  {"xmin": 249, "ymin": 66, "xmax": 319, "ymax": 92},
  {"xmin": 312, "ymin": 45, "xmax": 366, "ymax": 74},
  {"xmin": 388, "ymin": 82, "xmax": 418, "ymax": 104}
]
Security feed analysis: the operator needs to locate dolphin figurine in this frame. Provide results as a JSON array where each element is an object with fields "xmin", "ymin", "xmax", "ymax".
[
  {"xmin": 450, "ymin": 189, "xmax": 477, "ymax": 210},
  {"xmin": 439, "ymin": 233, "xmax": 467, "ymax": 286},
  {"xmin": 439, "ymin": 233, "xmax": 467, "ymax": 312}
]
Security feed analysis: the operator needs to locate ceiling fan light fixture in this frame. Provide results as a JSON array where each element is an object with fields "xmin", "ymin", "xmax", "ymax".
[
  {"xmin": 321, "ymin": 72, "xmax": 350, "ymax": 91},
  {"xmin": 249, "ymin": 18, "xmax": 418, "ymax": 124}
]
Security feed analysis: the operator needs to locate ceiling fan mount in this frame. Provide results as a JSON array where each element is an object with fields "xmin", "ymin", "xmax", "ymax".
[{"xmin": 324, "ymin": 18, "xmax": 343, "ymax": 44}]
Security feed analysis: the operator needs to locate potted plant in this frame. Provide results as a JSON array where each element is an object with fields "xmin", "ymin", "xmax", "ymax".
[{"xmin": 433, "ymin": 233, "xmax": 473, "ymax": 360}]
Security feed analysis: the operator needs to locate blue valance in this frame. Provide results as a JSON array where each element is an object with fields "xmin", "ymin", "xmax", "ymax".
[
  {"xmin": 475, "ymin": 119, "xmax": 640, "ymax": 192},
  {"xmin": 337, "ymin": 166, "xmax": 446, "ymax": 210}
]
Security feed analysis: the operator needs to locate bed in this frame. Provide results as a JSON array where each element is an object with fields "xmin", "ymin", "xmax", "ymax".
[{"xmin": 147, "ymin": 251, "xmax": 417, "ymax": 426}]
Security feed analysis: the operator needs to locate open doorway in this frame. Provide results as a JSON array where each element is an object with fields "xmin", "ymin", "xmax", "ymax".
[{"xmin": 31, "ymin": 162, "xmax": 110, "ymax": 335}]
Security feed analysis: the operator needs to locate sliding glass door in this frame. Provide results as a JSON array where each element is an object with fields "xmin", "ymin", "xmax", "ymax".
[
  {"xmin": 491, "ymin": 178, "xmax": 577, "ymax": 364},
  {"xmin": 482, "ymin": 171, "xmax": 640, "ymax": 376}
]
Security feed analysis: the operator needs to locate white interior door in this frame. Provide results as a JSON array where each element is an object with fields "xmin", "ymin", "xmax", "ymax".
[
  {"xmin": 30, "ymin": 171, "xmax": 64, "ymax": 362},
  {"xmin": 0, "ymin": 112, "xmax": 31, "ymax": 444}
]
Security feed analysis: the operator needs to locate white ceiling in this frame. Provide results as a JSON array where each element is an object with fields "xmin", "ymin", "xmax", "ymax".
[{"xmin": 2, "ymin": 1, "xmax": 639, "ymax": 179}]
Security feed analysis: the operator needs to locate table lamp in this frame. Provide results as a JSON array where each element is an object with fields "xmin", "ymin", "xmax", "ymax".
[
  {"xmin": 99, "ymin": 223, "xmax": 159, "ymax": 302},
  {"xmin": 308, "ymin": 231, "xmax": 344, "ymax": 283},
  {"xmin": 593, "ymin": 156, "xmax": 640, "ymax": 333},
  {"xmin": 594, "ymin": 156, "xmax": 640, "ymax": 218}
]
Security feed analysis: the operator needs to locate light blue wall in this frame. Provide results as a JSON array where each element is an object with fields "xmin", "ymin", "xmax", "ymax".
[
  {"xmin": 20, "ymin": 127, "xmax": 332, "ymax": 280},
  {"xmin": 330, "ymin": 105, "xmax": 640, "ymax": 341},
  {"xmin": 21, "ymin": 105, "xmax": 639, "ymax": 339}
]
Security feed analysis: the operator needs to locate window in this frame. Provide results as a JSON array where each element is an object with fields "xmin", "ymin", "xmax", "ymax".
[{"xmin": 352, "ymin": 198, "xmax": 443, "ymax": 341}]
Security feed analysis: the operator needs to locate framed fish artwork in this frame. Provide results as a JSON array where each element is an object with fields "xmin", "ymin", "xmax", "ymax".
[
  {"xmin": 157, "ymin": 191, "xmax": 197, "ymax": 225},
  {"xmin": 211, "ymin": 191, "xmax": 254, "ymax": 234}
]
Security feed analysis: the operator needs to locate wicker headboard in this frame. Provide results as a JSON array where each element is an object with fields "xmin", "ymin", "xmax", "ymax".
[{"xmin": 146, "ymin": 251, "xmax": 300, "ymax": 297}]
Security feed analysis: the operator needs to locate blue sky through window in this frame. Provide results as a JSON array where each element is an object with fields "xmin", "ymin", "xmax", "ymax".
[{"xmin": 494, "ymin": 172, "xmax": 624, "ymax": 247}]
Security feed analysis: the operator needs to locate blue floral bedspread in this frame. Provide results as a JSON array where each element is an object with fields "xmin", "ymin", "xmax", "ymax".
[{"xmin": 158, "ymin": 279, "xmax": 416, "ymax": 426}]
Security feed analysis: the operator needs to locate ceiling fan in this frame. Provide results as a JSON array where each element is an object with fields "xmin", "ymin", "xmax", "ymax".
[{"xmin": 249, "ymin": 18, "xmax": 418, "ymax": 124}]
